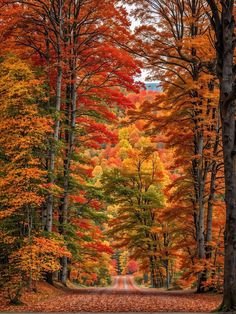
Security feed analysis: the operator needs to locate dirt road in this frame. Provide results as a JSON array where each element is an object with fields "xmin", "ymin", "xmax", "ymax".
[{"xmin": 0, "ymin": 275, "xmax": 222, "ymax": 312}]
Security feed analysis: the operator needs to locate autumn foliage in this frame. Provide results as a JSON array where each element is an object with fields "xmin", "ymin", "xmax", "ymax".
[{"xmin": 0, "ymin": 0, "xmax": 235, "ymax": 311}]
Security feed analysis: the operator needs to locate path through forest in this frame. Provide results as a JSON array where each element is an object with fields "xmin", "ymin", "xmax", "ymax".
[{"xmin": 0, "ymin": 276, "xmax": 222, "ymax": 312}]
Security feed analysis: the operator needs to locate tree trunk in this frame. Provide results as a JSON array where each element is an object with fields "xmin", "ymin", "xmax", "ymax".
[
  {"xmin": 206, "ymin": 161, "xmax": 217, "ymax": 259},
  {"xmin": 42, "ymin": 30, "xmax": 51, "ymax": 231},
  {"xmin": 165, "ymin": 261, "xmax": 170, "ymax": 289},
  {"xmin": 42, "ymin": 0, "xmax": 64, "ymax": 233},
  {"xmin": 221, "ymin": 107, "xmax": 236, "ymax": 310},
  {"xmin": 193, "ymin": 133, "xmax": 208, "ymax": 292},
  {"xmin": 221, "ymin": 112, "xmax": 236, "ymax": 305},
  {"xmin": 206, "ymin": 0, "xmax": 236, "ymax": 308},
  {"xmin": 59, "ymin": 61, "xmax": 77, "ymax": 285},
  {"xmin": 44, "ymin": 65, "xmax": 62, "ymax": 233},
  {"xmin": 45, "ymin": 272, "xmax": 54, "ymax": 285},
  {"xmin": 150, "ymin": 256, "xmax": 159, "ymax": 288},
  {"xmin": 163, "ymin": 231, "xmax": 170, "ymax": 289},
  {"xmin": 218, "ymin": 2, "xmax": 236, "ymax": 310},
  {"xmin": 60, "ymin": 256, "xmax": 68, "ymax": 285}
]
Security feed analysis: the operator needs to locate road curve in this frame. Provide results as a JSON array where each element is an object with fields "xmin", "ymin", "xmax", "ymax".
[{"xmin": 111, "ymin": 275, "xmax": 140, "ymax": 291}]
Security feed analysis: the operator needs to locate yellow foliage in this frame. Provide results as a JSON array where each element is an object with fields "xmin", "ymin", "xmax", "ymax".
[{"xmin": 10, "ymin": 237, "xmax": 71, "ymax": 281}]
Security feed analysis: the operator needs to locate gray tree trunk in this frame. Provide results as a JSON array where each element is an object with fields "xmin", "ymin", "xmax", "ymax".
[
  {"xmin": 46, "ymin": 65, "xmax": 62, "ymax": 233},
  {"xmin": 42, "ymin": 0, "xmax": 64, "ymax": 233},
  {"xmin": 59, "ymin": 62, "xmax": 77, "ymax": 285},
  {"xmin": 206, "ymin": 0, "xmax": 236, "ymax": 309}
]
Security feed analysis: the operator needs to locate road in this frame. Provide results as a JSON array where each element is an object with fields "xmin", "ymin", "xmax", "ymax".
[
  {"xmin": 0, "ymin": 275, "xmax": 221, "ymax": 312},
  {"xmin": 100, "ymin": 275, "xmax": 140, "ymax": 292}
]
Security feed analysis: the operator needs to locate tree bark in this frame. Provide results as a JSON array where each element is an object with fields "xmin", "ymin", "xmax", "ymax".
[
  {"xmin": 221, "ymin": 105, "xmax": 236, "ymax": 310},
  {"xmin": 42, "ymin": 0, "xmax": 64, "ymax": 233},
  {"xmin": 59, "ymin": 60, "xmax": 77, "ymax": 284},
  {"xmin": 206, "ymin": 0, "xmax": 236, "ymax": 309},
  {"xmin": 219, "ymin": 3, "xmax": 236, "ymax": 310},
  {"xmin": 206, "ymin": 161, "xmax": 217, "ymax": 258}
]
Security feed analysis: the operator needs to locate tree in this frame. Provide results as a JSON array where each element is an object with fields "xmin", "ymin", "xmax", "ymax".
[
  {"xmin": 0, "ymin": 56, "xmax": 55, "ymax": 302},
  {"xmin": 204, "ymin": 0, "xmax": 236, "ymax": 310},
  {"xmin": 127, "ymin": 259, "xmax": 139, "ymax": 274}
]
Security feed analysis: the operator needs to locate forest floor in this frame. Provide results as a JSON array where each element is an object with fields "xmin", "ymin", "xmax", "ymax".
[{"xmin": 0, "ymin": 275, "xmax": 222, "ymax": 312}]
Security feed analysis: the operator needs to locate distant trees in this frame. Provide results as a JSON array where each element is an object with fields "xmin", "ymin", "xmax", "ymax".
[{"xmin": 101, "ymin": 118, "xmax": 175, "ymax": 288}]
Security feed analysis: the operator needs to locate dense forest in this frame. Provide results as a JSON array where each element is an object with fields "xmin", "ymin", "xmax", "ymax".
[{"xmin": 0, "ymin": 0, "xmax": 236, "ymax": 312}]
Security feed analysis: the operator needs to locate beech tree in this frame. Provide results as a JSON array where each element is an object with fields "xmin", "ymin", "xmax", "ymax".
[{"xmin": 204, "ymin": 0, "xmax": 236, "ymax": 310}]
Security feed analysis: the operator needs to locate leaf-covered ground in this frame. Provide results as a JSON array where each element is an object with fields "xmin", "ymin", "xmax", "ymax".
[{"xmin": 0, "ymin": 276, "xmax": 222, "ymax": 312}]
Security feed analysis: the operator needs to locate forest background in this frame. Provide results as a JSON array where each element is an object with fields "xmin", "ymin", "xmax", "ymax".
[{"xmin": 0, "ymin": 0, "xmax": 236, "ymax": 312}]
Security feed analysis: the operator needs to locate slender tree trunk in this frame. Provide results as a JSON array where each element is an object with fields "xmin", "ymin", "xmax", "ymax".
[
  {"xmin": 150, "ymin": 255, "xmax": 159, "ymax": 288},
  {"xmin": 44, "ymin": 64, "xmax": 62, "ymax": 285},
  {"xmin": 193, "ymin": 133, "xmax": 208, "ymax": 292},
  {"xmin": 42, "ymin": 29, "xmax": 51, "ymax": 230},
  {"xmin": 59, "ymin": 60, "xmax": 77, "ymax": 285},
  {"xmin": 46, "ymin": 65, "xmax": 62, "ymax": 233},
  {"xmin": 163, "ymin": 231, "xmax": 170, "ymax": 289},
  {"xmin": 205, "ymin": 88, "xmax": 220, "ymax": 261},
  {"xmin": 44, "ymin": 0, "xmax": 64, "ymax": 233},
  {"xmin": 58, "ymin": 83, "xmax": 70, "ymax": 284},
  {"xmin": 206, "ymin": 162, "xmax": 217, "ymax": 258},
  {"xmin": 60, "ymin": 256, "xmax": 68, "ymax": 285},
  {"xmin": 165, "ymin": 261, "xmax": 170, "ymax": 289}
]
